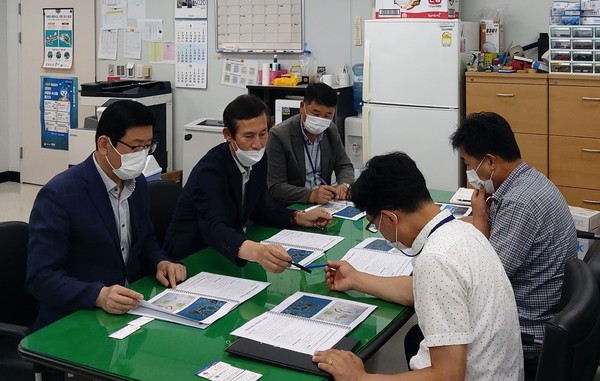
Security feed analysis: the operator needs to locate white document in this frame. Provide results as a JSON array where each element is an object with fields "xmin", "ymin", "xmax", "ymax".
[
  {"xmin": 341, "ymin": 237, "xmax": 413, "ymax": 277},
  {"xmin": 102, "ymin": 7, "xmax": 127, "ymax": 29},
  {"xmin": 436, "ymin": 203, "xmax": 472, "ymax": 219},
  {"xmin": 449, "ymin": 187, "xmax": 474, "ymax": 206},
  {"xmin": 129, "ymin": 272, "xmax": 270, "ymax": 329},
  {"xmin": 262, "ymin": 229, "xmax": 344, "ymax": 252},
  {"xmin": 231, "ymin": 292, "xmax": 376, "ymax": 355},
  {"xmin": 221, "ymin": 58, "xmax": 259, "ymax": 89},
  {"xmin": 123, "ymin": 27, "xmax": 141, "ymax": 59},
  {"xmin": 98, "ymin": 29, "xmax": 118, "ymax": 60},
  {"xmin": 137, "ymin": 18, "xmax": 163, "ymax": 41},
  {"xmin": 305, "ymin": 201, "xmax": 366, "ymax": 221}
]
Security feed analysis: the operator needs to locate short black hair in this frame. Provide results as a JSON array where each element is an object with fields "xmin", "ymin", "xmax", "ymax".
[
  {"xmin": 223, "ymin": 94, "xmax": 271, "ymax": 137},
  {"xmin": 304, "ymin": 83, "xmax": 337, "ymax": 108},
  {"xmin": 95, "ymin": 100, "xmax": 155, "ymax": 148},
  {"xmin": 350, "ymin": 152, "xmax": 432, "ymax": 217},
  {"xmin": 450, "ymin": 112, "xmax": 521, "ymax": 162}
]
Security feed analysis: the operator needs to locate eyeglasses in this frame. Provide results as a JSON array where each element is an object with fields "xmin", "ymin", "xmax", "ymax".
[
  {"xmin": 118, "ymin": 140, "xmax": 158, "ymax": 154},
  {"xmin": 365, "ymin": 214, "xmax": 381, "ymax": 234}
]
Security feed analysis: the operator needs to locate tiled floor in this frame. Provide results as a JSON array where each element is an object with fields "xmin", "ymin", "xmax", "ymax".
[
  {"xmin": 2, "ymin": 180, "xmax": 599, "ymax": 379},
  {"xmin": 0, "ymin": 182, "xmax": 41, "ymax": 222}
]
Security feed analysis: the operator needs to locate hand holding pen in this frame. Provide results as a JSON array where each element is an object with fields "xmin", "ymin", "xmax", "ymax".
[{"xmin": 308, "ymin": 177, "xmax": 338, "ymax": 204}]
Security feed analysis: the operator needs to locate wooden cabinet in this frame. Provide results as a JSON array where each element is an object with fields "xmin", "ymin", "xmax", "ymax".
[
  {"xmin": 549, "ymin": 74, "xmax": 600, "ymax": 210},
  {"xmin": 466, "ymin": 72, "xmax": 549, "ymax": 175}
]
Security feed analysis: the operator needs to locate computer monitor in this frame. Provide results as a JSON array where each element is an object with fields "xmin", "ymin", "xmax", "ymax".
[{"xmin": 274, "ymin": 99, "xmax": 301, "ymax": 125}]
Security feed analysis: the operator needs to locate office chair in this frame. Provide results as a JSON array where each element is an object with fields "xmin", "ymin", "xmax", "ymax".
[
  {"xmin": 0, "ymin": 221, "xmax": 40, "ymax": 381},
  {"xmin": 534, "ymin": 258, "xmax": 600, "ymax": 381},
  {"xmin": 583, "ymin": 240, "xmax": 600, "ymax": 283},
  {"xmin": 148, "ymin": 180, "xmax": 182, "ymax": 248}
]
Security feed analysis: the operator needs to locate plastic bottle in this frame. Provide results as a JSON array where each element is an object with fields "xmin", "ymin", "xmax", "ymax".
[
  {"xmin": 352, "ymin": 63, "xmax": 363, "ymax": 114},
  {"xmin": 299, "ymin": 42, "xmax": 313, "ymax": 75}
]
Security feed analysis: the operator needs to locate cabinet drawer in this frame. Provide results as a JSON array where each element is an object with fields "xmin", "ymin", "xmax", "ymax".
[
  {"xmin": 557, "ymin": 186, "xmax": 600, "ymax": 211},
  {"xmin": 549, "ymin": 135, "xmax": 600, "ymax": 189},
  {"xmin": 515, "ymin": 133, "xmax": 548, "ymax": 176},
  {"xmin": 466, "ymin": 82, "xmax": 548, "ymax": 134},
  {"xmin": 549, "ymin": 85, "xmax": 600, "ymax": 138}
]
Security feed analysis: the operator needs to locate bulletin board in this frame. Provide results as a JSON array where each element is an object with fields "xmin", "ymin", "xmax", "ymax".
[{"xmin": 216, "ymin": 0, "xmax": 304, "ymax": 53}]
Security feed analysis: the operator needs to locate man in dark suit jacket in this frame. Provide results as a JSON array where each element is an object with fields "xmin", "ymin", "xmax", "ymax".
[
  {"xmin": 164, "ymin": 95, "xmax": 332, "ymax": 272},
  {"xmin": 267, "ymin": 83, "xmax": 354, "ymax": 205},
  {"xmin": 26, "ymin": 100, "xmax": 186, "ymax": 331}
]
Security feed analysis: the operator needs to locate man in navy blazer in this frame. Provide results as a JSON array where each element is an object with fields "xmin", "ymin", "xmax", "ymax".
[
  {"xmin": 164, "ymin": 95, "xmax": 332, "ymax": 272},
  {"xmin": 26, "ymin": 100, "xmax": 186, "ymax": 331}
]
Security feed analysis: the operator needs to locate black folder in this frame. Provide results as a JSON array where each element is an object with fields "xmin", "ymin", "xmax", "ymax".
[{"xmin": 226, "ymin": 337, "xmax": 360, "ymax": 376}]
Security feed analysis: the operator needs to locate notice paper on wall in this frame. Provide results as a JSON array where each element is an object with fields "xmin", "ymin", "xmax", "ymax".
[
  {"xmin": 43, "ymin": 8, "xmax": 74, "ymax": 69},
  {"xmin": 175, "ymin": 0, "xmax": 208, "ymax": 19},
  {"xmin": 98, "ymin": 29, "xmax": 118, "ymax": 60},
  {"xmin": 137, "ymin": 19, "xmax": 163, "ymax": 41},
  {"xmin": 102, "ymin": 6, "xmax": 127, "ymax": 29},
  {"xmin": 150, "ymin": 41, "xmax": 176, "ymax": 63},
  {"xmin": 221, "ymin": 58, "xmax": 259, "ymax": 88},
  {"xmin": 175, "ymin": 19, "xmax": 208, "ymax": 88},
  {"xmin": 124, "ymin": 27, "xmax": 142, "ymax": 59}
]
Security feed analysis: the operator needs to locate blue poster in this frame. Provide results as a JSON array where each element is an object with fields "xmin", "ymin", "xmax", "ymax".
[{"xmin": 40, "ymin": 77, "xmax": 77, "ymax": 151}]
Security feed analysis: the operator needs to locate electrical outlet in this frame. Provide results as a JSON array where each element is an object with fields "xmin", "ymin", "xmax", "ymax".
[
  {"xmin": 353, "ymin": 16, "xmax": 362, "ymax": 46},
  {"xmin": 108, "ymin": 64, "xmax": 115, "ymax": 75},
  {"xmin": 135, "ymin": 64, "xmax": 143, "ymax": 78},
  {"xmin": 116, "ymin": 65, "xmax": 125, "ymax": 76}
]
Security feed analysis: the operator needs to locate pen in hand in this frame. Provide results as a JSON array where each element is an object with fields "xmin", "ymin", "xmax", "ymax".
[{"xmin": 289, "ymin": 261, "xmax": 312, "ymax": 273}]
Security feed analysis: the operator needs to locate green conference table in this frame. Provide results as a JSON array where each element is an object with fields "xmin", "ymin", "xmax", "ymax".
[{"xmin": 19, "ymin": 191, "xmax": 452, "ymax": 381}]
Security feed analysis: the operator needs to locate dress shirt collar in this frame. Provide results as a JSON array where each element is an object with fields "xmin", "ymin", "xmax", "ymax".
[
  {"xmin": 492, "ymin": 162, "xmax": 530, "ymax": 200},
  {"xmin": 410, "ymin": 209, "xmax": 453, "ymax": 255}
]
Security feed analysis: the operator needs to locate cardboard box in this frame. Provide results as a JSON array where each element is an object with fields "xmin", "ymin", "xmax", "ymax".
[
  {"xmin": 582, "ymin": 0, "xmax": 600, "ymax": 11},
  {"xmin": 551, "ymin": 15, "xmax": 581, "ymax": 24},
  {"xmin": 375, "ymin": 0, "xmax": 460, "ymax": 19},
  {"xmin": 581, "ymin": 16, "xmax": 600, "ymax": 23},
  {"xmin": 480, "ymin": 19, "xmax": 504, "ymax": 53},
  {"xmin": 569, "ymin": 206, "xmax": 600, "ymax": 232}
]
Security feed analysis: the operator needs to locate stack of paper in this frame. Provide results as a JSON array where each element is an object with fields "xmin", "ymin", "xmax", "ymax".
[
  {"xmin": 305, "ymin": 201, "xmax": 366, "ymax": 221},
  {"xmin": 129, "ymin": 272, "xmax": 270, "ymax": 329},
  {"xmin": 230, "ymin": 291, "xmax": 376, "ymax": 355},
  {"xmin": 340, "ymin": 237, "xmax": 413, "ymax": 277},
  {"xmin": 449, "ymin": 187, "xmax": 474, "ymax": 205},
  {"xmin": 261, "ymin": 229, "xmax": 344, "ymax": 270}
]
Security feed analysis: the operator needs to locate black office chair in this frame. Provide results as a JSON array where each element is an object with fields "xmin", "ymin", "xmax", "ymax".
[
  {"xmin": 534, "ymin": 258, "xmax": 600, "ymax": 381},
  {"xmin": 0, "ymin": 221, "xmax": 40, "ymax": 381},
  {"xmin": 148, "ymin": 180, "xmax": 182, "ymax": 248}
]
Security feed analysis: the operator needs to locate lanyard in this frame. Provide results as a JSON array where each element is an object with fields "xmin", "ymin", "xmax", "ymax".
[
  {"xmin": 303, "ymin": 139, "xmax": 321, "ymax": 186},
  {"xmin": 402, "ymin": 214, "xmax": 455, "ymax": 257}
]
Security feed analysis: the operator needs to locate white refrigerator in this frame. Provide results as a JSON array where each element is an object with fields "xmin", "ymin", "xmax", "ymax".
[{"xmin": 362, "ymin": 19, "xmax": 478, "ymax": 192}]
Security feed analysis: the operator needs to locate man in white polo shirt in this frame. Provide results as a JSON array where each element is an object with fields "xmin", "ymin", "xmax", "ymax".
[{"xmin": 312, "ymin": 152, "xmax": 523, "ymax": 381}]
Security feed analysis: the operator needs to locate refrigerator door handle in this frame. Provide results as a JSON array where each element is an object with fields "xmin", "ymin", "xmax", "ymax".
[
  {"xmin": 363, "ymin": 40, "xmax": 371, "ymax": 103},
  {"xmin": 362, "ymin": 107, "xmax": 370, "ymax": 162}
]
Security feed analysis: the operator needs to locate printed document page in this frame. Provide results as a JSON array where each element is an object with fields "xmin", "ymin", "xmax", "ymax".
[
  {"xmin": 449, "ymin": 187, "xmax": 474, "ymax": 206},
  {"xmin": 305, "ymin": 201, "xmax": 366, "ymax": 221},
  {"xmin": 231, "ymin": 292, "xmax": 376, "ymax": 355},
  {"xmin": 342, "ymin": 238, "xmax": 413, "ymax": 277},
  {"xmin": 262, "ymin": 229, "xmax": 344, "ymax": 251},
  {"xmin": 177, "ymin": 272, "xmax": 270, "ymax": 302}
]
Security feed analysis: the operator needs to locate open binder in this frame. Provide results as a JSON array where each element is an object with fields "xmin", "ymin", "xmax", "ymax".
[{"xmin": 226, "ymin": 336, "xmax": 359, "ymax": 376}]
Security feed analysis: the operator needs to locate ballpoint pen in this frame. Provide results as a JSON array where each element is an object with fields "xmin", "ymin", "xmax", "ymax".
[
  {"xmin": 304, "ymin": 263, "xmax": 327, "ymax": 269},
  {"xmin": 289, "ymin": 261, "xmax": 312, "ymax": 273}
]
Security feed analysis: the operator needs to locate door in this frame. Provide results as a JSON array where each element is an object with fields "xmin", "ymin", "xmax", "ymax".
[
  {"xmin": 19, "ymin": 0, "xmax": 95, "ymax": 185},
  {"xmin": 363, "ymin": 19, "xmax": 462, "ymax": 108},
  {"xmin": 362, "ymin": 103, "xmax": 461, "ymax": 192}
]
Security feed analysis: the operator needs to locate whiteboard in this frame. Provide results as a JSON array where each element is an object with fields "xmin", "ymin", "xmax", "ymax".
[{"xmin": 216, "ymin": 0, "xmax": 304, "ymax": 53}]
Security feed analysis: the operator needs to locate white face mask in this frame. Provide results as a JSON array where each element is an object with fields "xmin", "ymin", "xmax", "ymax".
[
  {"xmin": 376, "ymin": 214, "xmax": 412, "ymax": 252},
  {"xmin": 106, "ymin": 140, "xmax": 148, "ymax": 180},
  {"xmin": 231, "ymin": 140, "xmax": 265, "ymax": 167},
  {"xmin": 303, "ymin": 107, "xmax": 331, "ymax": 135},
  {"xmin": 466, "ymin": 156, "xmax": 495, "ymax": 194}
]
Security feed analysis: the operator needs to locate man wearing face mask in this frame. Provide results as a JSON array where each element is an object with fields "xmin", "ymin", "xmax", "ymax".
[
  {"xmin": 26, "ymin": 100, "xmax": 187, "ymax": 332},
  {"xmin": 163, "ymin": 95, "xmax": 332, "ymax": 271},
  {"xmin": 450, "ymin": 112, "xmax": 577, "ymax": 379},
  {"xmin": 267, "ymin": 83, "xmax": 354, "ymax": 205},
  {"xmin": 312, "ymin": 152, "xmax": 523, "ymax": 381}
]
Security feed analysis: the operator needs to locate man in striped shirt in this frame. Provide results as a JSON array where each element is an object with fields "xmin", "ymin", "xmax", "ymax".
[{"xmin": 450, "ymin": 112, "xmax": 577, "ymax": 379}]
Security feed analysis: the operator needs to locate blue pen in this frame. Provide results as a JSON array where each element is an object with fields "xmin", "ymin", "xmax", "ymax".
[{"xmin": 304, "ymin": 263, "xmax": 327, "ymax": 269}]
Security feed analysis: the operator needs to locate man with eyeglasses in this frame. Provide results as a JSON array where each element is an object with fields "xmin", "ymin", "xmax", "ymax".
[
  {"xmin": 27, "ymin": 100, "xmax": 187, "ymax": 334},
  {"xmin": 312, "ymin": 152, "xmax": 523, "ymax": 381}
]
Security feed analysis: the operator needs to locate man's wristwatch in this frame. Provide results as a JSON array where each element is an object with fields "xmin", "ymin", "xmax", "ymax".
[{"xmin": 341, "ymin": 183, "xmax": 350, "ymax": 189}]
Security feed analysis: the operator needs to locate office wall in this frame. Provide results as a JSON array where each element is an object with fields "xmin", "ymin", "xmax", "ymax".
[
  {"xmin": 0, "ymin": 2, "xmax": 8, "ymax": 173},
  {"xmin": 462, "ymin": 0, "xmax": 554, "ymax": 58},
  {"xmin": 95, "ymin": 0, "xmax": 372, "ymax": 172}
]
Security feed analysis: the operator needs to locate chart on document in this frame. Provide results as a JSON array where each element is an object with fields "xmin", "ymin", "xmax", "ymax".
[{"xmin": 216, "ymin": 0, "xmax": 303, "ymax": 52}]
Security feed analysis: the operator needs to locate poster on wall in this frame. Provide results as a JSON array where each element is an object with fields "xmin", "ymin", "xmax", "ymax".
[
  {"xmin": 40, "ymin": 77, "xmax": 78, "ymax": 151},
  {"xmin": 175, "ymin": 0, "xmax": 207, "ymax": 19},
  {"xmin": 43, "ymin": 8, "xmax": 74, "ymax": 69},
  {"xmin": 221, "ymin": 58, "xmax": 258, "ymax": 89}
]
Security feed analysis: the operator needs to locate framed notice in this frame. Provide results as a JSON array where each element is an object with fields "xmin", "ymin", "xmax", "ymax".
[
  {"xmin": 216, "ymin": 0, "xmax": 304, "ymax": 53},
  {"xmin": 43, "ymin": 8, "xmax": 74, "ymax": 69}
]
